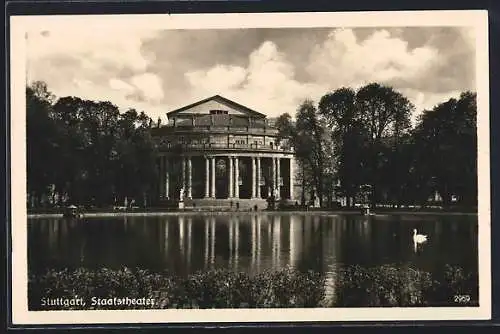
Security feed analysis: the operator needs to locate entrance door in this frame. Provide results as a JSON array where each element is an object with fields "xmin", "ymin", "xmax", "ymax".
[{"xmin": 215, "ymin": 158, "xmax": 228, "ymax": 198}]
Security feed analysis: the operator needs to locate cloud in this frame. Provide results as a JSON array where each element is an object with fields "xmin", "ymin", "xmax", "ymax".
[
  {"xmin": 399, "ymin": 88, "xmax": 464, "ymax": 124},
  {"xmin": 306, "ymin": 28, "xmax": 439, "ymax": 90},
  {"xmin": 27, "ymin": 28, "xmax": 156, "ymax": 73},
  {"xmin": 180, "ymin": 28, "xmax": 460, "ymax": 119},
  {"xmin": 109, "ymin": 78, "xmax": 135, "ymax": 94},
  {"xmin": 183, "ymin": 41, "xmax": 325, "ymax": 117},
  {"xmin": 185, "ymin": 64, "xmax": 247, "ymax": 94},
  {"xmin": 26, "ymin": 25, "xmax": 475, "ymax": 122},
  {"xmin": 26, "ymin": 28, "xmax": 168, "ymax": 119},
  {"xmin": 129, "ymin": 73, "xmax": 164, "ymax": 101}
]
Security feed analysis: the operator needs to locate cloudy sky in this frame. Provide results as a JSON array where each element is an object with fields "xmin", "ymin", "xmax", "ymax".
[{"xmin": 26, "ymin": 25, "xmax": 475, "ymax": 122}]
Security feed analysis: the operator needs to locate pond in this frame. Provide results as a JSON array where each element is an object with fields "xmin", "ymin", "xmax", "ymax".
[{"xmin": 28, "ymin": 213, "xmax": 479, "ymax": 307}]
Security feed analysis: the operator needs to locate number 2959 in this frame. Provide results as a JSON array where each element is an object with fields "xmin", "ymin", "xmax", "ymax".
[{"xmin": 454, "ymin": 295, "xmax": 471, "ymax": 303}]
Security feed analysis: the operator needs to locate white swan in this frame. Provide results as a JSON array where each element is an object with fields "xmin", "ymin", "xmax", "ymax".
[{"xmin": 413, "ymin": 229, "xmax": 428, "ymax": 244}]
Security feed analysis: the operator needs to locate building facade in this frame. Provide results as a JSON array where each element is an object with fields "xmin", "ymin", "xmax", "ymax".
[{"xmin": 151, "ymin": 95, "xmax": 296, "ymax": 209}]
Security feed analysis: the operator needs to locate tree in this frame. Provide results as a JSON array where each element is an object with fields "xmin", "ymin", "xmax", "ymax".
[
  {"xmin": 355, "ymin": 83, "xmax": 414, "ymax": 206},
  {"xmin": 412, "ymin": 92, "xmax": 477, "ymax": 206},
  {"xmin": 27, "ymin": 81, "xmax": 159, "ymax": 208},
  {"xmin": 318, "ymin": 87, "xmax": 368, "ymax": 207},
  {"xmin": 274, "ymin": 113, "xmax": 294, "ymax": 149},
  {"xmin": 293, "ymin": 100, "xmax": 332, "ymax": 207},
  {"xmin": 26, "ymin": 82, "xmax": 58, "ymax": 207}
]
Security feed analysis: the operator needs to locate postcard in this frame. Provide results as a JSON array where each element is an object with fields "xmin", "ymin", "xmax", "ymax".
[{"xmin": 9, "ymin": 10, "xmax": 490, "ymax": 325}]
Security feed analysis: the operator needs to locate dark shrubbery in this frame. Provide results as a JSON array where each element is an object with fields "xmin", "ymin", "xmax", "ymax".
[
  {"xmin": 426, "ymin": 264, "xmax": 479, "ymax": 306},
  {"xmin": 333, "ymin": 264, "xmax": 478, "ymax": 307},
  {"xmin": 336, "ymin": 264, "xmax": 433, "ymax": 307},
  {"xmin": 29, "ymin": 265, "xmax": 478, "ymax": 310},
  {"xmin": 29, "ymin": 267, "xmax": 325, "ymax": 310}
]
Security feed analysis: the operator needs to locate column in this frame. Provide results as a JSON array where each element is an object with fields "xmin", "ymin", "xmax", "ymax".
[
  {"xmin": 289, "ymin": 157, "xmax": 294, "ymax": 200},
  {"xmin": 234, "ymin": 157, "xmax": 239, "ymax": 198},
  {"xmin": 182, "ymin": 157, "xmax": 186, "ymax": 191},
  {"xmin": 187, "ymin": 156, "xmax": 192, "ymax": 199},
  {"xmin": 272, "ymin": 157, "xmax": 277, "ymax": 196},
  {"xmin": 256, "ymin": 157, "xmax": 261, "ymax": 198},
  {"xmin": 228, "ymin": 156, "xmax": 234, "ymax": 198},
  {"xmin": 205, "ymin": 157, "xmax": 210, "ymax": 198},
  {"xmin": 251, "ymin": 157, "xmax": 256, "ymax": 198},
  {"xmin": 159, "ymin": 156, "xmax": 164, "ymax": 198},
  {"xmin": 210, "ymin": 157, "xmax": 216, "ymax": 198},
  {"xmin": 276, "ymin": 157, "xmax": 281, "ymax": 199},
  {"xmin": 165, "ymin": 157, "xmax": 170, "ymax": 199}
]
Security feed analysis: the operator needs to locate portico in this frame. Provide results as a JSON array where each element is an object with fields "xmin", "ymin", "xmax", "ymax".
[
  {"xmin": 157, "ymin": 154, "xmax": 294, "ymax": 201},
  {"xmin": 151, "ymin": 95, "xmax": 296, "ymax": 209}
]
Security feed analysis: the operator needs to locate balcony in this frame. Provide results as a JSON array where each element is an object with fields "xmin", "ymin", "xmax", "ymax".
[
  {"xmin": 151, "ymin": 125, "xmax": 279, "ymax": 136},
  {"xmin": 157, "ymin": 141, "xmax": 293, "ymax": 153}
]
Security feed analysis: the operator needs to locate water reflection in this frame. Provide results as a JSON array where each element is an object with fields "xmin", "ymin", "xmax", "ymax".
[{"xmin": 29, "ymin": 213, "xmax": 478, "ymax": 290}]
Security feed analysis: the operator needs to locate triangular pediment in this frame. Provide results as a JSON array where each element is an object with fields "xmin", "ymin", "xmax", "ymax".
[{"xmin": 166, "ymin": 95, "xmax": 266, "ymax": 119}]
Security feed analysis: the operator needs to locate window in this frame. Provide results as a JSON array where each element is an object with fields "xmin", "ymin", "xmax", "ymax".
[{"xmin": 210, "ymin": 110, "xmax": 229, "ymax": 115}]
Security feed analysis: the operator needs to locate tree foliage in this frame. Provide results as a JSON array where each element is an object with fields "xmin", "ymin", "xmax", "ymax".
[
  {"xmin": 26, "ymin": 81, "xmax": 158, "ymax": 208},
  {"xmin": 412, "ymin": 92, "xmax": 477, "ymax": 206},
  {"xmin": 318, "ymin": 87, "xmax": 367, "ymax": 206},
  {"xmin": 276, "ymin": 83, "xmax": 477, "ymax": 209}
]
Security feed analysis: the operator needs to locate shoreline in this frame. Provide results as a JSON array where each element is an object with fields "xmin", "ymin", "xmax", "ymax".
[{"xmin": 27, "ymin": 210, "xmax": 478, "ymax": 219}]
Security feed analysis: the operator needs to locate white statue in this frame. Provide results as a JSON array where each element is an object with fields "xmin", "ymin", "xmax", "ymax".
[{"xmin": 179, "ymin": 187, "xmax": 185, "ymax": 201}]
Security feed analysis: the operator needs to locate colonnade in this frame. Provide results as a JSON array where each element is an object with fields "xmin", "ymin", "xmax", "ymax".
[{"xmin": 158, "ymin": 155, "xmax": 294, "ymax": 200}]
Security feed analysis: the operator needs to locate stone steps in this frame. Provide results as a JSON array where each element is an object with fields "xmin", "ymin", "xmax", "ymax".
[{"xmin": 184, "ymin": 198, "xmax": 268, "ymax": 211}]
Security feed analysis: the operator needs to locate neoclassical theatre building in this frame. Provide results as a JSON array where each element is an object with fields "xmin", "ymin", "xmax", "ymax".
[{"xmin": 151, "ymin": 95, "xmax": 297, "ymax": 210}]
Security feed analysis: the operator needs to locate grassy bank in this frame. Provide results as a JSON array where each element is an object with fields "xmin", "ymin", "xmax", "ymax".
[{"xmin": 29, "ymin": 265, "xmax": 478, "ymax": 310}]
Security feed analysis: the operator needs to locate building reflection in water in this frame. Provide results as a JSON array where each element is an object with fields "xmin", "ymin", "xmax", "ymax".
[
  {"xmin": 48, "ymin": 219, "xmax": 59, "ymax": 252},
  {"xmin": 234, "ymin": 216, "xmax": 240, "ymax": 271},
  {"xmin": 187, "ymin": 218, "xmax": 192, "ymax": 268},
  {"xmin": 272, "ymin": 215, "xmax": 281, "ymax": 268},
  {"xmin": 229, "ymin": 216, "xmax": 234, "ymax": 265},
  {"xmin": 257, "ymin": 215, "xmax": 262, "ymax": 271},
  {"xmin": 289, "ymin": 215, "xmax": 301, "ymax": 268},
  {"xmin": 204, "ymin": 218, "xmax": 209, "ymax": 268},
  {"xmin": 179, "ymin": 216, "xmax": 185, "ymax": 258},
  {"xmin": 210, "ymin": 217, "xmax": 216, "ymax": 267},
  {"xmin": 226, "ymin": 216, "xmax": 241, "ymax": 272},
  {"xmin": 251, "ymin": 215, "xmax": 256, "ymax": 269},
  {"xmin": 164, "ymin": 218, "xmax": 169, "ymax": 260}
]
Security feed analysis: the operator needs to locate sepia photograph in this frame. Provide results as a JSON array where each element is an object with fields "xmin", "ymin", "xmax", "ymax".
[{"xmin": 9, "ymin": 10, "xmax": 490, "ymax": 325}]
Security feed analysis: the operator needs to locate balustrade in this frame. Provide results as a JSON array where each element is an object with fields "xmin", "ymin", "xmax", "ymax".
[{"xmin": 157, "ymin": 141, "xmax": 292, "ymax": 152}]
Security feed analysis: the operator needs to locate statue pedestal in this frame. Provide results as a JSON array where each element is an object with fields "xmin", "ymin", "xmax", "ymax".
[{"xmin": 178, "ymin": 188, "xmax": 185, "ymax": 209}]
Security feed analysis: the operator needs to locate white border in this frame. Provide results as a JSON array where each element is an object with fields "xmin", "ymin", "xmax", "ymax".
[{"xmin": 10, "ymin": 10, "xmax": 491, "ymax": 325}]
